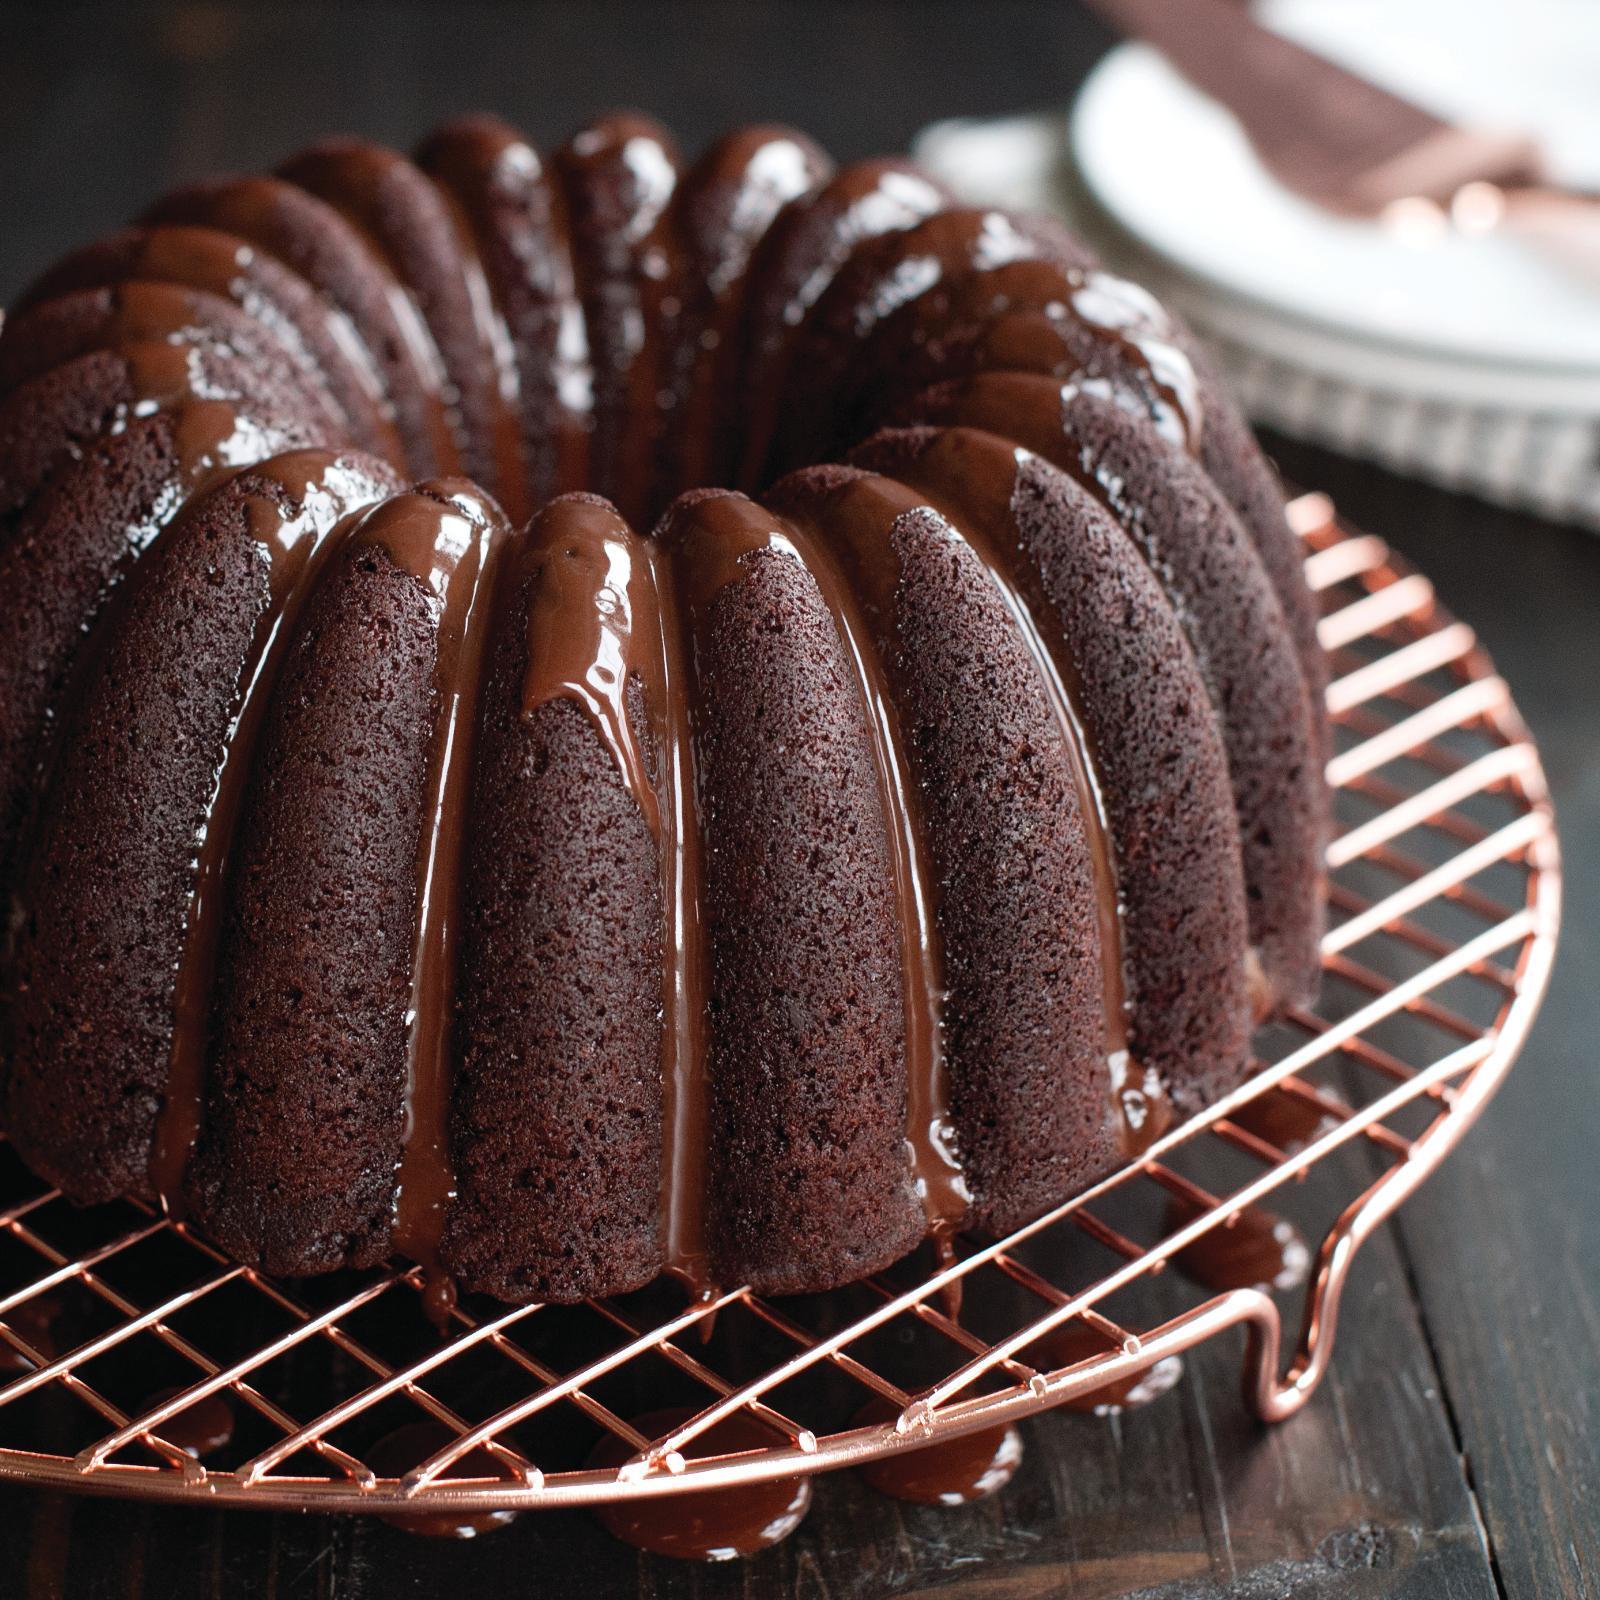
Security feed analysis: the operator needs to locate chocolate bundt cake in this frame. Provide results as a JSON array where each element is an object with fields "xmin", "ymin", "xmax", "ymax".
[{"xmin": 0, "ymin": 114, "xmax": 1328, "ymax": 1306}]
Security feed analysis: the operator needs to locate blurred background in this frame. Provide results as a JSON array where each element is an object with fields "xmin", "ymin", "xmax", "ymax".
[{"xmin": 4, "ymin": 1, "xmax": 1596, "ymax": 523}]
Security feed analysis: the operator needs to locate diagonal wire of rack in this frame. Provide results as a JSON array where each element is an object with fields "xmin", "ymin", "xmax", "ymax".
[{"xmin": 0, "ymin": 492, "xmax": 1561, "ymax": 1515}]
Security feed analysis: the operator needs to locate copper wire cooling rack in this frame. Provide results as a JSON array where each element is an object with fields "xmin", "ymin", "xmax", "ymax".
[{"xmin": 0, "ymin": 491, "xmax": 1561, "ymax": 1517}]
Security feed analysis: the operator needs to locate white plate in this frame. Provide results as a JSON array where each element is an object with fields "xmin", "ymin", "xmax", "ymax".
[{"xmin": 1070, "ymin": 0, "xmax": 1600, "ymax": 376}]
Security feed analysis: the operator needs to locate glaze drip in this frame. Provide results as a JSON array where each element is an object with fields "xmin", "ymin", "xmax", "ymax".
[
  {"xmin": 368, "ymin": 1422, "xmax": 521, "ymax": 1538},
  {"xmin": 142, "ymin": 1387, "xmax": 236, "ymax": 1460},
  {"xmin": 589, "ymin": 1409, "xmax": 813, "ymax": 1560},
  {"xmin": 774, "ymin": 476, "xmax": 971, "ymax": 1233},
  {"xmin": 1065, "ymin": 270, "xmax": 1203, "ymax": 453},
  {"xmin": 365, "ymin": 482, "xmax": 507, "ymax": 1285},
  {"xmin": 150, "ymin": 452, "xmax": 399, "ymax": 1207},
  {"xmin": 517, "ymin": 494, "xmax": 696, "ymax": 1284},
  {"xmin": 276, "ymin": 144, "xmax": 463, "ymax": 476},
  {"xmin": 1165, "ymin": 1194, "xmax": 1312, "ymax": 1294},
  {"xmin": 652, "ymin": 495, "xmax": 794, "ymax": 1289},
  {"xmin": 1024, "ymin": 1321, "xmax": 1185, "ymax": 1414},
  {"xmin": 853, "ymin": 1403, "xmax": 1023, "ymax": 1505},
  {"xmin": 649, "ymin": 541, "xmax": 715, "ymax": 1290},
  {"xmin": 520, "ymin": 497, "xmax": 663, "ymax": 835},
  {"xmin": 429, "ymin": 173, "xmax": 530, "ymax": 520},
  {"xmin": 871, "ymin": 429, "xmax": 1160, "ymax": 1156}
]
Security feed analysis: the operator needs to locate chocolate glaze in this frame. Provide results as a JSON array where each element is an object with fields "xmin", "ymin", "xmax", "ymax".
[
  {"xmin": 368, "ymin": 1421, "xmax": 520, "ymax": 1538},
  {"xmin": 774, "ymin": 473, "xmax": 1011, "ymax": 1235},
  {"xmin": 649, "ymin": 535, "xmax": 716, "ymax": 1290},
  {"xmin": 0, "ymin": 340, "xmax": 303, "ymax": 523},
  {"xmin": 150, "ymin": 452, "xmax": 402, "ymax": 1207},
  {"xmin": 521, "ymin": 497, "xmax": 662, "ymax": 832},
  {"xmin": 0, "ymin": 280, "xmax": 345, "ymax": 457},
  {"xmin": 516, "ymin": 494, "xmax": 695, "ymax": 1284},
  {"xmin": 1025, "ymin": 1321, "xmax": 1185, "ymax": 1414},
  {"xmin": 853, "ymin": 1401, "xmax": 1022, "ymax": 1504},
  {"xmin": 736, "ymin": 159, "xmax": 949, "ymax": 492},
  {"xmin": 362, "ymin": 483, "xmax": 508, "ymax": 1288},
  {"xmin": 827, "ymin": 241, "xmax": 1323, "ymax": 755},
  {"xmin": 891, "ymin": 370, "xmax": 1326, "ymax": 1010},
  {"xmin": 13, "ymin": 223, "xmax": 401, "ymax": 461},
  {"xmin": 143, "ymin": 173, "xmax": 455, "ymax": 476},
  {"xmin": 659, "ymin": 489, "xmax": 923, "ymax": 1291},
  {"xmin": 664, "ymin": 126, "xmax": 831, "ymax": 492},
  {"xmin": 0, "ymin": 1297, "xmax": 58, "ymax": 1377},
  {"xmin": 555, "ymin": 114, "xmax": 684, "ymax": 525},
  {"xmin": 770, "ymin": 207, "xmax": 1095, "ymax": 476},
  {"xmin": 840, "ymin": 257, "xmax": 1203, "ymax": 463},
  {"xmin": 589, "ymin": 1409, "xmax": 812, "ymax": 1561},
  {"xmin": 0, "ymin": 113, "xmax": 1320, "ymax": 1314},
  {"xmin": 853, "ymin": 423, "xmax": 1254, "ymax": 1131},
  {"xmin": 417, "ymin": 115, "xmax": 594, "ymax": 519},
  {"xmin": 1227, "ymin": 1087, "xmax": 1340, "ymax": 1156},
  {"xmin": 842, "ymin": 431, "xmax": 1144, "ymax": 1155},
  {"xmin": 143, "ymin": 1387, "xmax": 236, "ymax": 1459},
  {"xmin": 1165, "ymin": 1193, "xmax": 1312, "ymax": 1294}
]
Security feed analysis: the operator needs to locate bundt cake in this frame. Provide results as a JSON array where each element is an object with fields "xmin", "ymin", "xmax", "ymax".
[{"xmin": 0, "ymin": 114, "xmax": 1328, "ymax": 1306}]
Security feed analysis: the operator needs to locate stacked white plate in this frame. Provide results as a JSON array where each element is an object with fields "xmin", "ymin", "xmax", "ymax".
[{"xmin": 913, "ymin": 0, "xmax": 1600, "ymax": 529}]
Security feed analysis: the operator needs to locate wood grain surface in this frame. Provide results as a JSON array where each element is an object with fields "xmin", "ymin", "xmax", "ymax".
[{"xmin": 0, "ymin": 4, "xmax": 1594, "ymax": 1595}]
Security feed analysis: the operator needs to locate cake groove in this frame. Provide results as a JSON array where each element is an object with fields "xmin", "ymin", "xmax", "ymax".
[
  {"xmin": 837, "ymin": 437, "xmax": 1141, "ymax": 1150},
  {"xmin": 150, "ymin": 452, "xmax": 404, "ymax": 1207},
  {"xmin": 373, "ymin": 484, "xmax": 507, "ymax": 1294},
  {"xmin": 769, "ymin": 502, "xmax": 967, "ymax": 1237}
]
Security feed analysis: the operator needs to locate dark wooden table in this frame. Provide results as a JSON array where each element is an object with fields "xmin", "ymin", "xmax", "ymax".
[{"xmin": 0, "ymin": 4, "xmax": 1595, "ymax": 1595}]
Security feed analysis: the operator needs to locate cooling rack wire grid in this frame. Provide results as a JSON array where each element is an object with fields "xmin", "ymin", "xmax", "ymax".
[{"xmin": 0, "ymin": 489, "xmax": 1561, "ymax": 1516}]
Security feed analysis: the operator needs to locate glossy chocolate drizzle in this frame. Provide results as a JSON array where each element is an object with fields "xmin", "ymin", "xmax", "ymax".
[
  {"xmin": 1165, "ymin": 1192, "xmax": 1312, "ymax": 1294},
  {"xmin": 15, "ymin": 223, "xmax": 400, "ymax": 461},
  {"xmin": 146, "ymin": 470, "xmax": 511, "ymax": 1285},
  {"xmin": 1227, "ymin": 1087, "xmax": 1340, "ymax": 1156},
  {"xmin": 516, "ymin": 494, "xmax": 716, "ymax": 1286},
  {"xmin": 663, "ymin": 491, "xmax": 972, "ymax": 1259},
  {"xmin": 852, "ymin": 1400, "xmax": 1022, "ymax": 1505},
  {"xmin": 1025, "ymin": 1321, "xmax": 1185, "ymax": 1414},
  {"xmin": 0, "ymin": 1296, "xmax": 58, "ymax": 1377},
  {"xmin": 589, "ymin": 1409, "xmax": 813, "ymax": 1561},
  {"xmin": 917, "ymin": 259, "xmax": 1204, "ymax": 457},
  {"xmin": 776, "ymin": 494, "xmax": 968, "ymax": 1234},
  {"xmin": 555, "ymin": 113, "xmax": 684, "ymax": 526},
  {"xmin": 150, "ymin": 452, "xmax": 397, "ymax": 1207},
  {"xmin": 368, "ymin": 1421, "xmax": 521, "ymax": 1539},
  {"xmin": 1064, "ymin": 270, "xmax": 1203, "ymax": 454},
  {"xmin": 872, "ymin": 427, "xmax": 1165, "ymax": 1158},
  {"xmin": 372, "ymin": 484, "xmax": 506, "ymax": 1289},
  {"xmin": 143, "ymin": 1386, "xmax": 236, "ymax": 1460},
  {"xmin": 520, "ymin": 498, "xmax": 663, "ymax": 834}
]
